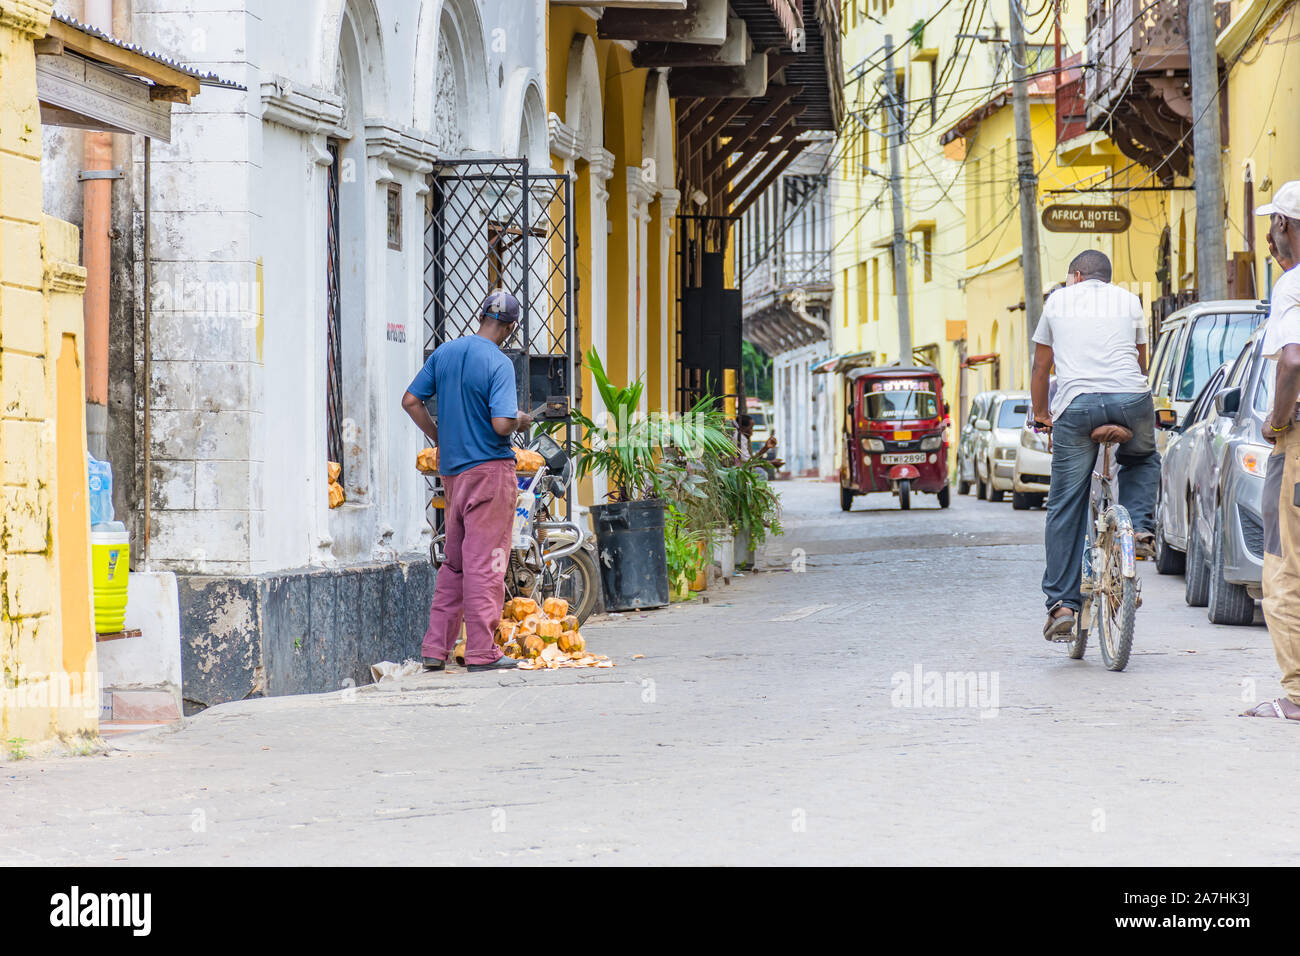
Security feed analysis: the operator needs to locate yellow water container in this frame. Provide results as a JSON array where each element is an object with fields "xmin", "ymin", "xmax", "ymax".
[{"xmin": 91, "ymin": 526, "xmax": 129, "ymax": 633}]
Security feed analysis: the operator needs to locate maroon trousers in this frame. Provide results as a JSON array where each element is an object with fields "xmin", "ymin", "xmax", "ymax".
[{"xmin": 423, "ymin": 458, "xmax": 516, "ymax": 664}]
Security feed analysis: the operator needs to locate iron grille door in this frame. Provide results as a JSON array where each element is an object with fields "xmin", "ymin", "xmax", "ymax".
[
  {"xmin": 421, "ymin": 159, "xmax": 574, "ymax": 503},
  {"xmin": 677, "ymin": 213, "xmax": 743, "ymax": 413},
  {"xmin": 325, "ymin": 139, "xmax": 344, "ymax": 481}
]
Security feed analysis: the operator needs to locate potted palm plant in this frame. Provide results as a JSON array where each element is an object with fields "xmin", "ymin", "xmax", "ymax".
[
  {"xmin": 720, "ymin": 455, "xmax": 783, "ymax": 569},
  {"xmin": 572, "ymin": 350, "xmax": 735, "ymax": 610}
]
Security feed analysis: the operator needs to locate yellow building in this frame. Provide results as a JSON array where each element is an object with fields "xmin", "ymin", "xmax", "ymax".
[
  {"xmin": 546, "ymin": 6, "xmax": 680, "ymax": 420},
  {"xmin": 1, "ymin": 0, "xmax": 96, "ymax": 749},
  {"xmin": 943, "ymin": 73, "xmax": 1110, "ymax": 393},
  {"xmin": 1067, "ymin": 0, "xmax": 1300, "ymax": 331},
  {"xmin": 831, "ymin": 0, "xmax": 1081, "ymax": 467},
  {"xmin": 1220, "ymin": 0, "xmax": 1300, "ymax": 300}
]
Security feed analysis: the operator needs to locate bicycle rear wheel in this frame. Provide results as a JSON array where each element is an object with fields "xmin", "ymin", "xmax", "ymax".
[{"xmin": 1095, "ymin": 514, "xmax": 1137, "ymax": 672}]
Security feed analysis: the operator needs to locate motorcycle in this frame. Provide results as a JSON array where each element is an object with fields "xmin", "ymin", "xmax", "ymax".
[{"xmin": 429, "ymin": 432, "xmax": 600, "ymax": 625}]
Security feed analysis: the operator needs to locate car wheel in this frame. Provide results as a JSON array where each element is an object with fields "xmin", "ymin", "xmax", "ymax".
[
  {"xmin": 1184, "ymin": 502, "xmax": 1210, "ymax": 607},
  {"xmin": 938, "ymin": 484, "xmax": 951, "ymax": 509},
  {"xmin": 976, "ymin": 474, "xmax": 988, "ymax": 500},
  {"xmin": 1207, "ymin": 510, "xmax": 1256, "ymax": 625},
  {"xmin": 989, "ymin": 478, "xmax": 1005, "ymax": 504},
  {"xmin": 1012, "ymin": 491, "xmax": 1032, "ymax": 510},
  {"xmin": 1031, "ymin": 493, "xmax": 1046, "ymax": 509},
  {"xmin": 958, "ymin": 479, "xmax": 971, "ymax": 496}
]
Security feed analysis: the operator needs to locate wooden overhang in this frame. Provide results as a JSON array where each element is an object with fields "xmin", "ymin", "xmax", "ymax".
[
  {"xmin": 636, "ymin": 0, "xmax": 840, "ymax": 214},
  {"xmin": 36, "ymin": 12, "xmax": 242, "ymax": 142}
]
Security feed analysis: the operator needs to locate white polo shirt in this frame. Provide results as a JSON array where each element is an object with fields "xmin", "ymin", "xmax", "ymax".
[
  {"xmin": 1262, "ymin": 263, "xmax": 1300, "ymax": 360},
  {"xmin": 1031, "ymin": 279, "xmax": 1149, "ymax": 420}
]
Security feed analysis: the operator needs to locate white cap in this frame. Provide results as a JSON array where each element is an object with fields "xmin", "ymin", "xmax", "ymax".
[{"xmin": 1256, "ymin": 180, "xmax": 1300, "ymax": 219}]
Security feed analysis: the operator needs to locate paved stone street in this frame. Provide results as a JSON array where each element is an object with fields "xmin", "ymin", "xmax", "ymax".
[{"xmin": 4, "ymin": 478, "xmax": 1299, "ymax": 865}]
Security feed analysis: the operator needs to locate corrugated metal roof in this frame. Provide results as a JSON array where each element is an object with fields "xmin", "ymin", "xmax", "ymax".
[{"xmin": 52, "ymin": 11, "xmax": 244, "ymax": 90}]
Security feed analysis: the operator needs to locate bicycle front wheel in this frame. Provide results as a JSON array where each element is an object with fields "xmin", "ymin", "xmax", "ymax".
[{"xmin": 1095, "ymin": 515, "xmax": 1137, "ymax": 672}]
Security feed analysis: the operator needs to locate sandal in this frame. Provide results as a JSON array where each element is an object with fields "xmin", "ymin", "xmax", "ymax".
[
  {"xmin": 1134, "ymin": 531, "xmax": 1156, "ymax": 560},
  {"xmin": 1241, "ymin": 698, "xmax": 1300, "ymax": 720},
  {"xmin": 1043, "ymin": 603, "xmax": 1077, "ymax": 642}
]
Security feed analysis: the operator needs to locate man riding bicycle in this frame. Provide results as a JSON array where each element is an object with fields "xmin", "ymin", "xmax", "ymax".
[{"xmin": 1030, "ymin": 250, "xmax": 1160, "ymax": 641}]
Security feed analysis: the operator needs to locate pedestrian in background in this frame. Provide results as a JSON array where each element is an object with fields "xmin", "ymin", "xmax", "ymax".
[
  {"xmin": 1244, "ymin": 181, "xmax": 1300, "ymax": 720},
  {"xmin": 401, "ymin": 291, "xmax": 531, "ymax": 673}
]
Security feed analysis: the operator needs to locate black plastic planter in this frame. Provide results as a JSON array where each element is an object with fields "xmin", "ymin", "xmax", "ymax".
[{"xmin": 590, "ymin": 499, "xmax": 670, "ymax": 611}]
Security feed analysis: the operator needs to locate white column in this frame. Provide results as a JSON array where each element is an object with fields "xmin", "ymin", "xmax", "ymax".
[
  {"xmin": 626, "ymin": 166, "xmax": 653, "ymax": 416},
  {"xmin": 586, "ymin": 147, "xmax": 615, "ymax": 506},
  {"xmin": 657, "ymin": 187, "xmax": 680, "ymax": 413}
]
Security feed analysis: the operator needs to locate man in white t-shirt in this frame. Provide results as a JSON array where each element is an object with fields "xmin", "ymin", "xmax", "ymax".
[
  {"xmin": 1029, "ymin": 249, "xmax": 1159, "ymax": 641},
  {"xmin": 1242, "ymin": 181, "xmax": 1300, "ymax": 721}
]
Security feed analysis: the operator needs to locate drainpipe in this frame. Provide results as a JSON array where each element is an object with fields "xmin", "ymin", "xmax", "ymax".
[{"xmin": 81, "ymin": 0, "xmax": 114, "ymax": 460}]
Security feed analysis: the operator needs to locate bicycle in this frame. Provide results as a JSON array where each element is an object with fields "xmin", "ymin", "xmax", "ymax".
[{"xmin": 1069, "ymin": 424, "xmax": 1140, "ymax": 671}]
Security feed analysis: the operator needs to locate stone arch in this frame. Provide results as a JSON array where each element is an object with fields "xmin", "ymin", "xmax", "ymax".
[
  {"xmin": 413, "ymin": 0, "xmax": 490, "ymax": 154},
  {"xmin": 320, "ymin": 0, "xmax": 388, "ymax": 121},
  {"xmin": 641, "ymin": 70, "xmax": 672, "ymax": 191},
  {"xmin": 501, "ymin": 69, "xmax": 548, "ymax": 165},
  {"xmin": 565, "ymin": 34, "xmax": 603, "ymax": 154}
]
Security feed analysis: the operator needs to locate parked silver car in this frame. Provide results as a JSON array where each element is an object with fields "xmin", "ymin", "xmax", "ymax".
[
  {"xmin": 1155, "ymin": 329, "xmax": 1271, "ymax": 625},
  {"xmin": 974, "ymin": 391, "xmax": 1030, "ymax": 502},
  {"xmin": 1147, "ymin": 299, "xmax": 1267, "ymax": 454},
  {"xmin": 956, "ymin": 390, "xmax": 997, "ymax": 495}
]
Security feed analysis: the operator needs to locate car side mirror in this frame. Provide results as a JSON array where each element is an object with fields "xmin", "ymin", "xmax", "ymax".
[
  {"xmin": 974, "ymin": 420, "xmax": 991, "ymax": 431},
  {"xmin": 1213, "ymin": 387, "xmax": 1242, "ymax": 418},
  {"xmin": 1155, "ymin": 407, "xmax": 1179, "ymax": 430}
]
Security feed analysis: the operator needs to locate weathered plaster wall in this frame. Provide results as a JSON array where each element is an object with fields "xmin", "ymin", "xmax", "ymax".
[
  {"xmin": 131, "ymin": 0, "xmax": 549, "ymax": 575},
  {"xmin": 1, "ymin": 0, "xmax": 98, "ymax": 746}
]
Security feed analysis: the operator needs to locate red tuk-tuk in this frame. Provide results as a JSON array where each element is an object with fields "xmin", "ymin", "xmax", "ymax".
[{"xmin": 840, "ymin": 364, "xmax": 950, "ymax": 511}]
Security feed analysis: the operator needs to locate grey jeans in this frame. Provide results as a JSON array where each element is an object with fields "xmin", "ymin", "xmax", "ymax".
[{"xmin": 1042, "ymin": 392, "xmax": 1160, "ymax": 612}]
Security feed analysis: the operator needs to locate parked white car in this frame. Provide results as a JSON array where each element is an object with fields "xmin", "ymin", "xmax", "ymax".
[
  {"xmin": 1012, "ymin": 421, "xmax": 1050, "ymax": 509},
  {"xmin": 975, "ymin": 392, "xmax": 1030, "ymax": 502}
]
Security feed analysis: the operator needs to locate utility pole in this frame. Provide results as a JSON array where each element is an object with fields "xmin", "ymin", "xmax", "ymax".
[
  {"xmin": 1189, "ymin": 0, "xmax": 1227, "ymax": 299},
  {"xmin": 1008, "ymin": 0, "xmax": 1043, "ymax": 378},
  {"xmin": 884, "ymin": 35, "xmax": 913, "ymax": 365}
]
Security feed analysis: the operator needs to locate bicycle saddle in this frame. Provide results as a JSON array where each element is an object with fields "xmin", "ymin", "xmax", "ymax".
[{"xmin": 1090, "ymin": 424, "xmax": 1132, "ymax": 444}]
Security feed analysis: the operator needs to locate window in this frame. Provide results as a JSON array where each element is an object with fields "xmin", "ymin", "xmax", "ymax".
[
  {"xmin": 1175, "ymin": 312, "xmax": 1263, "ymax": 401},
  {"xmin": 922, "ymin": 228, "xmax": 933, "ymax": 283},
  {"xmin": 856, "ymin": 261, "xmax": 869, "ymax": 323},
  {"xmin": 1148, "ymin": 328, "xmax": 1173, "ymax": 390},
  {"xmin": 1254, "ymin": 357, "xmax": 1278, "ymax": 414},
  {"xmin": 386, "ymin": 183, "xmax": 402, "ymax": 250},
  {"xmin": 998, "ymin": 400, "xmax": 1029, "ymax": 429},
  {"xmin": 842, "ymin": 268, "xmax": 851, "ymax": 326},
  {"xmin": 865, "ymin": 388, "xmax": 937, "ymax": 421},
  {"xmin": 871, "ymin": 255, "xmax": 880, "ymax": 320},
  {"xmin": 325, "ymin": 137, "xmax": 344, "ymax": 483}
]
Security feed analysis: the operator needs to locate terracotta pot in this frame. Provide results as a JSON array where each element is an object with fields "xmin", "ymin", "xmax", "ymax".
[{"xmin": 690, "ymin": 540, "xmax": 708, "ymax": 590}]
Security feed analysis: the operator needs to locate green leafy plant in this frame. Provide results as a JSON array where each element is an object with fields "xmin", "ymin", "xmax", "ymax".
[
  {"xmin": 664, "ymin": 504, "xmax": 707, "ymax": 599},
  {"xmin": 572, "ymin": 349, "xmax": 737, "ymax": 502},
  {"xmin": 909, "ymin": 18, "xmax": 926, "ymax": 48},
  {"xmin": 719, "ymin": 457, "xmax": 784, "ymax": 548},
  {"xmin": 6, "ymin": 737, "xmax": 29, "ymax": 761}
]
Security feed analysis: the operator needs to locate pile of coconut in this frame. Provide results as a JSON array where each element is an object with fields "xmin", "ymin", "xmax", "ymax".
[{"xmin": 491, "ymin": 597, "xmax": 613, "ymax": 669}]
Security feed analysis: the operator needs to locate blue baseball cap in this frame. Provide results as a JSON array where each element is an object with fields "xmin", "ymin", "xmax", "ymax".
[{"xmin": 482, "ymin": 290, "xmax": 521, "ymax": 323}]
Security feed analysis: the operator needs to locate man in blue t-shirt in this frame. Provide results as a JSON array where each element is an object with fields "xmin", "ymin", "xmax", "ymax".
[{"xmin": 402, "ymin": 291, "xmax": 531, "ymax": 672}]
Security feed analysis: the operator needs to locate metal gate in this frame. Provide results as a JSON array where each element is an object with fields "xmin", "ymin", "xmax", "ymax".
[
  {"xmin": 421, "ymin": 158, "xmax": 575, "ymax": 515},
  {"xmin": 676, "ymin": 213, "xmax": 743, "ymax": 413}
]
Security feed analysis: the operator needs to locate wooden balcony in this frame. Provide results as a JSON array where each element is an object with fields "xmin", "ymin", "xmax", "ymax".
[{"xmin": 1083, "ymin": 0, "xmax": 1229, "ymax": 182}]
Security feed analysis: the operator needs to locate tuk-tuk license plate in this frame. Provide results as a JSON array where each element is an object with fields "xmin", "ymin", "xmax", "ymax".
[{"xmin": 881, "ymin": 453, "xmax": 926, "ymax": 464}]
